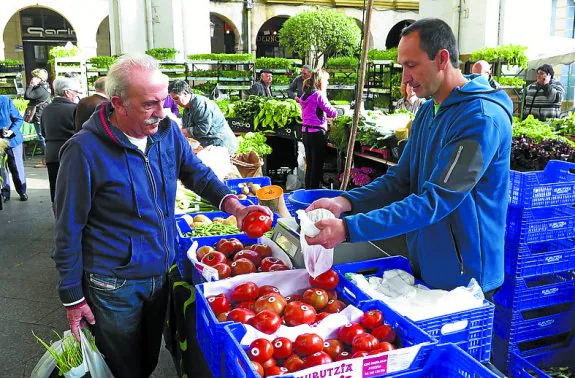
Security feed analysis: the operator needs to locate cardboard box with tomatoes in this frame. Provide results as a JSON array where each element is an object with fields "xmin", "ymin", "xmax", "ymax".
[{"xmin": 196, "ymin": 269, "xmax": 435, "ymax": 378}]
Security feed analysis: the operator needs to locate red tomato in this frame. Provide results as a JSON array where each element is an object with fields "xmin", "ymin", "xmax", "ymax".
[
  {"xmin": 326, "ymin": 290, "xmax": 338, "ymax": 301},
  {"xmin": 251, "ymin": 361, "xmax": 264, "ymax": 377},
  {"xmin": 360, "ymin": 309, "xmax": 384, "ymax": 330},
  {"xmin": 377, "ymin": 342, "xmax": 396, "ymax": 352},
  {"xmin": 259, "ymin": 285, "xmax": 281, "ymax": 297},
  {"xmin": 237, "ymin": 300, "xmax": 256, "ymax": 311},
  {"xmin": 294, "ymin": 333, "xmax": 324, "ymax": 356},
  {"xmin": 260, "ymin": 257, "xmax": 284, "ymax": 272},
  {"xmin": 284, "ymin": 301, "xmax": 317, "ymax": 326},
  {"xmin": 302, "ymin": 288, "xmax": 329, "ymax": 311},
  {"xmin": 233, "ymin": 250, "xmax": 262, "ymax": 267},
  {"xmin": 323, "ymin": 339, "xmax": 344, "ymax": 360},
  {"xmin": 314, "ymin": 312, "xmax": 331, "ymax": 324},
  {"xmin": 352, "ymin": 350, "xmax": 370, "ymax": 358},
  {"xmin": 308, "ymin": 270, "xmax": 339, "ymax": 290},
  {"xmin": 260, "ymin": 357, "xmax": 276, "ymax": 370},
  {"xmin": 242, "ymin": 211, "xmax": 273, "ymax": 238},
  {"xmin": 196, "ymin": 245, "xmax": 214, "ymax": 261},
  {"xmin": 216, "ymin": 238, "xmax": 244, "ymax": 257},
  {"xmin": 323, "ymin": 299, "xmax": 346, "ymax": 314},
  {"xmin": 272, "ymin": 337, "xmax": 292, "ymax": 360},
  {"xmin": 284, "ymin": 294, "xmax": 303, "ymax": 303},
  {"xmin": 303, "ymin": 351, "xmax": 332, "ymax": 368},
  {"xmin": 251, "ymin": 310, "xmax": 282, "ymax": 334},
  {"xmin": 213, "ymin": 263, "xmax": 231, "ymax": 279},
  {"xmin": 231, "ymin": 258, "xmax": 257, "ymax": 276},
  {"xmin": 249, "ymin": 244, "xmax": 272, "ymax": 258},
  {"xmin": 201, "ymin": 251, "xmax": 227, "ymax": 267},
  {"xmin": 226, "ymin": 308, "xmax": 255, "ymax": 324},
  {"xmin": 216, "ymin": 311, "xmax": 229, "ymax": 322},
  {"xmin": 269, "ymin": 264, "xmax": 289, "ymax": 271},
  {"xmin": 338, "ymin": 322, "xmax": 366, "ymax": 345},
  {"xmin": 206, "ymin": 293, "xmax": 231, "ymax": 316},
  {"xmin": 231, "ymin": 282, "xmax": 259, "ymax": 302},
  {"xmin": 284, "ymin": 354, "xmax": 305, "ymax": 372},
  {"xmin": 264, "ymin": 366, "xmax": 289, "ymax": 376},
  {"xmin": 254, "ymin": 293, "xmax": 287, "ymax": 315},
  {"xmin": 352, "ymin": 333, "xmax": 380, "ymax": 354},
  {"xmin": 248, "ymin": 338, "xmax": 274, "ymax": 363},
  {"xmin": 371, "ymin": 324, "xmax": 396, "ymax": 343},
  {"xmin": 336, "ymin": 351, "xmax": 352, "ymax": 361}
]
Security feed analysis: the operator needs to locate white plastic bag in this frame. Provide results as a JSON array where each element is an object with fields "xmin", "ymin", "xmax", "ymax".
[
  {"xmin": 297, "ymin": 209, "xmax": 336, "ymax": 278},
  {"xmin": 196, "ymin": 146, "xmax": 232, "ymax": 181}
]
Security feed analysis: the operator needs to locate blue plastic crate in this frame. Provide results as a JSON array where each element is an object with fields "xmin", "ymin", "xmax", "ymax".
[
  {"xmin": 508, "ymin": 161, "xmax": 575, "ymax": 209},
  {"xmin": 509, "ymin": 337, "xmax": 575, "ymax": 378},
  {"xmin": 505, "ymin": 239, "xmax": 575, "ymax": 279},
  {"xmin": 287, "ymin": 189, "xmax": 344, "ymax": 213},
  {"xmin": 494, "ymin": 271, "xmax": 575, "ymax": 312},
  {"xmin": 223, "ymin": 300, "xmax": 435, "ymax": 378},
  {"xmin": 284, "ymin": 193, "xmax": 297, "ymax": 218},
  {"xmin": 175, "ymin": 211, "xmax": 245, "ymax": 253},
  {"xmin": 505, "ymin": 207, "xmax": 575, "ymax": 244},
  {"xmin": 387, "ymin": 343, "xmax": 499, "ymax": 378},
  {"xmin": 224, "ymin": 176, "xmax": 272, "ymax": 203},
  {"xmin": 335, "ymin": 256, "xmax": 495, "ymax": 363}
]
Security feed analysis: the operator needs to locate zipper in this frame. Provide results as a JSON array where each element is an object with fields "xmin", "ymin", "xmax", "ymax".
[
  {"xmin": 444, "ymin": 145, "xmax": 463, "ymax": 184},
  {"xmin": 449, "ymin": 224, "xmax": 465, "ymax": 275},
  {"xmin": 142, "ymin": 151, "xmax": 171, "ymax": 272}
]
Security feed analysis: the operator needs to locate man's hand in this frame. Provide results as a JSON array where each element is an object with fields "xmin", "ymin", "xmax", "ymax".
[
  {"xmin": 223, "ymin": 197, "xmax": 273, "ymax": 230},
  {"xmin": 66, "ymin": 301, "xmax": 96, "ymax": 341},
  {"xmin": 306, "ymin": 196, "xmax": 352, "ymax": 218},
  {"xmin": 305, "ymin": 218, "xmax": 346, "ymax": 249}
]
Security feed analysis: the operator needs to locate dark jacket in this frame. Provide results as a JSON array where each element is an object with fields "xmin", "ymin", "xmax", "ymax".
[
  {"xmin": 248, "ymin": 81, "xmax": 272, "ymax": 97},
  {"xmin": 182, "ymin": 94, "xmax": 238, "ymax": 155},
  {"xmin": 0, "ymin": 96, "xmax": 23, "ymax": 148},
  {"xmin": 74, "ymin": 93, "xmax": 108, "ymax": 132},
  {"xmin": 342, "ymin": 75, "xmax": 513, "ymax": 293},
  {"xmin": 287, "ymin": 75, "xmax": 305, "ymax": 99},
  {"xmin": 41, "ymin": 97, "xmax": 77, "ymax": 163},
  {"xmin": 24, "ymin": 82, "xmax": 51, "ymax": 123},
  {"xmin": 54, "ymin": 102, "xmax": 231, "ymax": 305}
]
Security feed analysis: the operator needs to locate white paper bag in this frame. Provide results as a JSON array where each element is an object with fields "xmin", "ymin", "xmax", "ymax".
[{"xmin": 297, "ymin": 209, "xmax": 335, "ymax": 278}]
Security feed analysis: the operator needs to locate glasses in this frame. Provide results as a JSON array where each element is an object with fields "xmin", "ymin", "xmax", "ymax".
[{"xmin": 536, "ymin": 71, "xmax": 548, "ymax": 77}]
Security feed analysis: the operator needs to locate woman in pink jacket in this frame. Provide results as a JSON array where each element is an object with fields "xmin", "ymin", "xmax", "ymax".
[{"xmin": 300, "ymin": 69, "xmax": 338, "ymax": 189}]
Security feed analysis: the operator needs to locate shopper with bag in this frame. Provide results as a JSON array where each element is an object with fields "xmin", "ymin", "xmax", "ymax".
[
  {"xmin": 53, "ymin": 53, "xmax": 271, "ymax": 378},
  {"xmin": 0, "ymin": 95, "xmax": 27, "ymax": 202},
  {"xmin": 24, "ymin": 68, "xmax": 51, "ymax": 168},
  {"xmin": 305, "ymin": 18, "xmax": 513, "ymax": 297}
]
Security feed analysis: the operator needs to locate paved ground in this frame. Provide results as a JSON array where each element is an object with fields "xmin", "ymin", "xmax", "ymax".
[{"xmin": 0, "ymin": 155, "xmax": 177, "ymax": 377}]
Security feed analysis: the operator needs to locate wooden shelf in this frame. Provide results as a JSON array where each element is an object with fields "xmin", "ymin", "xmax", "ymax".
[{"xmin": 326, "ymin": 143, "xmax": 396, "ymax": 166}]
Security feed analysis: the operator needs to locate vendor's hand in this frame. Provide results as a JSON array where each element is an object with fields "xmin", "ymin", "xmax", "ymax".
[
  {"xmin": 305, "ymin": 218, "xmax": 346, "ymax": 249},
  {"xmin": 294, "ymin": 96, "xmax": 300, "ymax": 103},
  {"xmin": 306, "ymin": 196, "xmax": 352, "ymax": 218},
  {"xmin": 66, "ymin": 301, "xmax": 96, "ymax": 341}
]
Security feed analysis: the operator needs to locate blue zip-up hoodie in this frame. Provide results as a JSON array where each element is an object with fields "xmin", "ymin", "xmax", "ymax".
[
  {"xmin": 54, "ymin": 102, "xmax": 231, "ymax": 305},
  {"xmin": 342, "ymin": 75, "xmax": 513, "ymax": 292},
  {"xmin": 0, "ymin": 96, "xmax": 23, "ymax": 148}
]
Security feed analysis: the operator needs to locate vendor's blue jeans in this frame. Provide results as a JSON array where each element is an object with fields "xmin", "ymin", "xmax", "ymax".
[{"xmin": 83, "ymin": 272, "xmax": 169, "ymax": 378}]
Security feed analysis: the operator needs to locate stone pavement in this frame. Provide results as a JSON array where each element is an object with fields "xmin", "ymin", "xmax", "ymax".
[{"xmin": 0, "ymin": 156, "xmax": 177, "ymax": 377}]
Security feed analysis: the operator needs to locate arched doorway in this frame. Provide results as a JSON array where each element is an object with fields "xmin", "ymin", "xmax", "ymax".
[
  {"xmin": 386, "ymin": 20, "xmax": 415, "ymax": 49},
  {"xmin": 210, "ymin": 13, "xmax": 238, "ymax": 54},
  {"xmin": 96, "ymin": 16, "xmax": 110, "ymax": 56},
  {"xmin": 3, "ymin": 7, "xmax": 77, "ymax": 80},
  {"xmin": 256, "ymin": 16, "xmax": 295, "ymax": 58}
]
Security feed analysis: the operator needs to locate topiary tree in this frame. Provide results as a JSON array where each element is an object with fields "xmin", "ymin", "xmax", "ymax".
[{"xmin": 279, "ymin": 10, "xmax": 361, "ymax": 69}]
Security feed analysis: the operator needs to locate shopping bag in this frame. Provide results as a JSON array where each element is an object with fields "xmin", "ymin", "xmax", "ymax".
[
  {"xmin": 232, "ymin": 151, "xmax": 263, "ymax": 178},
  {"xmin": 297, "ymin": 209, "xmax": 336, "ymax": 278}
]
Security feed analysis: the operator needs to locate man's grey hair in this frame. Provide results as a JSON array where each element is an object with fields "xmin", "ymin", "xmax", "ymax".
[
  {"xmin": 53, "ymin": 76, "xmax": 81, "ymax": 97},
  {"xmin": 106, "ymin": 53, "xmax": 160, "ymax": 101},
  {"xmin": 168, "ymin": 79, "xmax": 191, "ymax": 95},
  {"xmin": 94, "ymin": 76, "xmax": 107, "ymax": 92},
  {"xmin": 302, "ymin": 65, "xmax": 311, "ymax": 71}
]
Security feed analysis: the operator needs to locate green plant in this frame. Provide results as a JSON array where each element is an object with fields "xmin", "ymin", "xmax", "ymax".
[
  {"xmin": 325, "ymin": 56, "xmax": 359, "ymax": 68},
  {"xmin": 279, "ymin": 9, "xmax": 361, "ymax": 68},
  {"xmin": 329, "ymin": 116, "xmax": 352, "ymax": 151},
  {"xmin": 33, "ymin": 329, "xmax": 97, "ymax": 375},
  {"xmin": 48, "ymin": 45, "xmax": 81, "ymax": 66},
  {"xmin": 145, "ymin": 48, "xmax": 178, "ymax": 61},
  {"xmin": 368, "ymin": 48, "xmax": 398, "ymax": 62},
  {"xmin": 255, "ymin": 57, "xmax": 293, "ymax": 70},
  {"xmin": 237, "ymin": 132, "xmax": 273, "ymax": 156},
  {"xmin": 253, "ymin": 98, "xmax": 302, "ymax": 130},
  {"xmin": 0, "ymin": 59, "xmax": 23, "ymax": 66},
  {"xmin": 331, "ymin": 100, "xmax": 350, "ymax": 106},
  {"xmin": 513, "ymin": 115, "xmax": 575, "ymax": 146},
  {"xmin": 549, "ymin": 113, "xmax": 575, "ymax": 137},
  {"xmin": 471, "ymin": 45, "xmax": 528, "ymax": 68},
  {"xmin": 214, "ymin": 98, "xmax": 231, "ymax": 113},
  {"xmin": 88, "ymin": 56, "xmax": 117, "ymax": 69},
  {"xmin": 493, "ymin": 76, "xmax": 526, "ymax": 87},
  {"xmin": 187, "ymin": 53, "xmax": 255, "ymax": 62},
  {"xmin": 11, "ymin": 97, "xmax": 28, "ymax": 114}
]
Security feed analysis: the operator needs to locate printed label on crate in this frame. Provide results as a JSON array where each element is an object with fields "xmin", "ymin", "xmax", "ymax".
[
  {"xmin": 537, "ymin": 319, "xmax": 555, "ymax": 328},
  {"xmin": 552, "ymin": 186, "xmax": 573, "ymax": 195},
  {"xmin": 545, "ymin": 254, "xmax": 564, "ymax": 263},
  {"xmin": 541, "ymin": 287, "xmax": 559, "ymax": 296}
]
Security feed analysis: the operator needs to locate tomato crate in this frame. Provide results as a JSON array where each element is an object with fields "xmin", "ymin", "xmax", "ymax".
[
  {"xmin": 223, "ymin": 300, "xmax": 435, "ymax": 378},
  {"xmin": 334, "ymin": 256, "xmax": 495, "ymax": 363},
  {"xmin": 504, "ymin": 239, "xmax": 575, "ymax": 279},
  {"xmin": 508, "ymin": 161, "xmax": 575, "ymax": 209},
  {"xmin": 493, "ymin": 271, "xmax": 575, "ymax": 312},
  {"xmin": 225, "ymin": 176, "xmax": 272, "ymax": 204},
  {"xmin": 284, "ymin": 193, "xmax": 297, "ymax": 218},
  {"xmin": 505, "ymin": 206, "xmax": 575, "ymax": 245},
  {"xmin": 386, "ymin": 343, "xmax": 499, "ymax": 378}
]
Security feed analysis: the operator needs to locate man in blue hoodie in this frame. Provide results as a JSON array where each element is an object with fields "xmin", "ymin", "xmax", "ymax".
[
  {"xmin": 306, "ymin": 18, "xmax": 513, "ymax": 295},
  {"xmin": 53, "ymin": 54, "xmax": 271, "ymax": 378}
]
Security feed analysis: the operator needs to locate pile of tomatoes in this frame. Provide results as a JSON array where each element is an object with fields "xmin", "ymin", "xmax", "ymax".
[
  {"xmin": 206, "ymin": 270, "xmax": 345, "ymax": 333},
  {"xmin": 244, "ymin": 308, "xmax": 399, "ymax": 377},
  {"xmin": 197, "ymin": 238, "xmax": 289, "ymax": 279}
]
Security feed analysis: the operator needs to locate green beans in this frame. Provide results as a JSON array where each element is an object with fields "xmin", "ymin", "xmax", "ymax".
[{"xmin": 189, "ymin": 223, "xmax": 241, "ymax": 237}]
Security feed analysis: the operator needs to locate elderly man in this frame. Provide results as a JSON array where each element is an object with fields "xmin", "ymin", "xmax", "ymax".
[
  {"xmin": 0, "ymin": 96, "xmax": 26, "ymax": 202},
  {"xmin": 523, "ymin": 64, "xmax": 565, "ymax": 121},
  {"xmin": 287, "ymin": 65, "xmax": 312, "ymax": 102},
  {"xmin": 472, "ymin": 60, "xmax": 500, "ymax": 89},
  {"xmin": 53, "ymin": 54, "xmax": 270, "ymax": 378},
  {"xmin": 169, "ymin": 79, "xmax": 238, "ymax": 155},
  {"xmin": 248, "ymin": 69, "xmax": 273, "ymax": 97},
  {"xmin": 41, "ymin": 76, "xmax": 81, "ymax": 203},
  {"xmin": 74, "ymin": 76, "xmax": 108, "ymax": 132}
]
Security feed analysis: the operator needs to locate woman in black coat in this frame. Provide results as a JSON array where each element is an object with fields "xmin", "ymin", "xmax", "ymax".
[{"xmin": 24, "ymin": 68, "xmax": 51, "ymax": 168}]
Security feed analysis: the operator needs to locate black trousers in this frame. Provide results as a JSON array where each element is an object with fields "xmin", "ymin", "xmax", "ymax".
[
  {"xmin": 2, "ymin": 148, "xmax": 26, "ymax": 196},
  {"xmin": 46, "ymin": 162, "xmax": 59, "ymax": 203},
  {"xmin": 302, "ymin": 130, "xmax": 327, "ymax": 189}
]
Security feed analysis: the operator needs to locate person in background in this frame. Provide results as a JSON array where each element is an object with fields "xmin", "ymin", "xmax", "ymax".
[
  {"xmin": 300, "ymin": 69, "xmax": 338, "ymax": 189},
  {"xmin": 42, "ymin": 76, "xmax": 82, "ymax": 204},
  {"xmin": 54, "ymin": 54, "xmax": 270, "ymax": 378},
  {"xmin": 523, "ymin": 64, "xmax": 565, "ymax": 121},
  {"xmin": 0, "ymin": 96, "xmax": 27, "ymax": 202},
  {"xmin": 74, "ymin": 76, "xmax": 108, "ymax": 132},
  {"xmin": 248, "ymin": 69, "xmax": 273, "ymax": 97},
  {"xmin": 472, "ymin": 60, "xmax": 500, "ymax": 89},
  {"xmin": 163, "ymin": 95, "xmax": 181, "ymax": 127},
  {"xmin": 306, "ymin": 18, "xmax": 513, "ymax": 298},
  {"xmin": 168, "ymin": 80, "xmax": 238, "ymax": 155},
  {"xmin": 24, "ymin": 68, "xmax": 51, "ymax": 168},
  {"xmin": 287, "ymin": 65, "xmax": 312, "ymax": 102},
  {"xmin": 395, "ymin": 82, "xmax": 426, "ymax": 115}
]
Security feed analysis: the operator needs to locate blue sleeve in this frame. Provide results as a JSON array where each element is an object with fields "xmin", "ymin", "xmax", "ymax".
[
  {"xmin": 344, "ymin": 113, "xmax": 503, "ymax": 242},
  {"xmin": 9, "ymin": 100, "xmax": 23, "ymax": 131}
]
